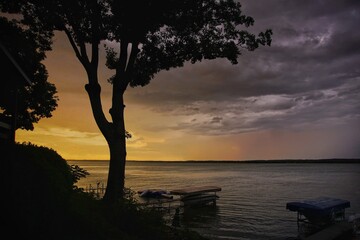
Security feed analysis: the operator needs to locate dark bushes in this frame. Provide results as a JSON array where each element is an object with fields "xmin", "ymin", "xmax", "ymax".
[{"xmin": 0, "ymin": 142, "xmax": 206, "ymax": 240}]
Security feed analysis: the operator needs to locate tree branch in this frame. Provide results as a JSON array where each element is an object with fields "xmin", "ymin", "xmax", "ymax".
[
  {"xmin": 125, "ymin": 42, "xmax": 140, "ymax": 85},
  {"xmin": 79, "ymin": 41, "xmax": 89, "ymax": 64},
  {"xmin": 63, "ymin": 27, "xmax": 89, "ymax": 68},
  {"xmin": 91, "ymin": 40, "xmax": 99, "ymax": 68},
  {"xmin": 118, "ymin": 40, "xmax": 129, "ymax": 74}
]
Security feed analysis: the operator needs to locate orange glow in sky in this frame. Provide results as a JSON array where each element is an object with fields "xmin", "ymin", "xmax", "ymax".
[{"xmin": 15, "ymin": 2, "xmax": 360, "ymax": 161}]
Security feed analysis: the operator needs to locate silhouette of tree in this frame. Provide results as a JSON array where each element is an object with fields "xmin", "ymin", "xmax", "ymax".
[
  {"xmin": 0, "ymin": 0, "xmax": 272, "ymax": 203},
  {"xmin": 0, "ymin": 17, "xmax": 58, "ymax": 131}
]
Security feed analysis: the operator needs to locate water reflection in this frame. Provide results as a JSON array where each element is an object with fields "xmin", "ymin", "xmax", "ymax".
[{"xmin": 181, "ymin": 205, "xmax": 221, "ymax": 227}]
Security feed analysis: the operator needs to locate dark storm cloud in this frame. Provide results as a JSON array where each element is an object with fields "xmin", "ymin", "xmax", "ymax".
[{"xmin": 126, "ymin": 0, "xmax": 360, "ymax": 136}]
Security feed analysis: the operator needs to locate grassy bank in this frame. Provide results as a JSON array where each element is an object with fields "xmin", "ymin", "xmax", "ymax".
[{"xmin": 0, "ymin": 142, "xmax": 207, "ymax": 240}]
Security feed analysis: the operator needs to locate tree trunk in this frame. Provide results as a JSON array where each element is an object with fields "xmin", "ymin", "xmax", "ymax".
[
  {"xmin": 103, "ymin": 100, "xmax": 127, "ymax": 203},
  {"xmin": 85, "ymin": 81, "xmax": 127, "ymax": 203},
  {"xmin": 65, "ymin": 31, "xmax": 132, "ymax": 203},
  {"xmin": 103, "ymin": 134, "xmax": 126, "ymax": 202},
  {"xmin": 102, "ymin": 70, "xmax": 129, "ymax": 202}
]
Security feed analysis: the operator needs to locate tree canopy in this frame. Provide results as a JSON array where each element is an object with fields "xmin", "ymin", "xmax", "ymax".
[
  {"xmin": 0, "ymin": 17, "xmax": 58, "ymax": 130},
  {"xmin": 106, "ymin": 0, "xmax": 273, "ymax": 86},
  {"xmin": 1, "ymin": 1, "xmax": 272, "ymax": 88}
]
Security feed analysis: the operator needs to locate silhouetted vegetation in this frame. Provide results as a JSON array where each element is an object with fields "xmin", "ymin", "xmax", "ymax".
[
  {"xmin": 0, "ymin": 17, "xmax": 58, "ymax": 131},
  {"xmin": 0, "ymin": 142, "xmax": 207, "ymax": 240},
  {"xmin": 0, "ymin": 1, "xmax": 272, "ymax": 202}
]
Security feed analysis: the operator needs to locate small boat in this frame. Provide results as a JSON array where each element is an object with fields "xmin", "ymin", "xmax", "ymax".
[
  {"xmin": 137, "ymin": 186, "xmax": 222, "ymax": 207},
  {"xmin": 137, "ymin": 189, "xmax": 173, "ymax": 199},
  {"xmin": 286, "ymin": 197, "xmax": 357, "ymax": 239}
]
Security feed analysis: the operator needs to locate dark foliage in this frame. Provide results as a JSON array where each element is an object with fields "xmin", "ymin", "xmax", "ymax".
[
  {"xmin": 0, "ymin": 142, "xmax": 207, "ymax": 240},
  {"xmin": 0, "ymin": 17, "xmax": 58, "ymax": 130}
]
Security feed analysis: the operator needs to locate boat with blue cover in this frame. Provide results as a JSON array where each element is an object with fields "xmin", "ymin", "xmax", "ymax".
[
  {"xmin": 286, "ymin": 197, "xmax": 360, "ymax": 239},
  {"xmin": 286, "ymin": 197, "xmax": 350, "ymax": 225}
]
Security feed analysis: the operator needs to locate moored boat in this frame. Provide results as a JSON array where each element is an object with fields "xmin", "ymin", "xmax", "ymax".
[
  {"xmin": 137, "ymin": 185, "xmax": 222, "ymax": 207},
  {"xmin": 286, "ymin": 197, "xmax": 359, "ymax": 239}
]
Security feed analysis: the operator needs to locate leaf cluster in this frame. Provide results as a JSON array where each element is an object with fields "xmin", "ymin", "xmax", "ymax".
[
  {"xmin": 1, "ymin": 0, "xmax": 272, "ymax": 90},
  {"xmin": 105, "ymin": 0, "xmax": 273, "ymax": 87},
  {"xmin": 0, "ymin": 16, "xmax": 58, "ymax": 130}
]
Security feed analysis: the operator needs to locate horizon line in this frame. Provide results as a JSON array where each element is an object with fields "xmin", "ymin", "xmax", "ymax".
[{"xmin": 66, "ymin": 158, "xmax": 360, "ymax": 163}]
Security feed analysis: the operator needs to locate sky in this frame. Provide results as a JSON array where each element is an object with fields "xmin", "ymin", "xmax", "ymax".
[{"xmin": 16, "ymin": 0, "xmax": 360, "ymax": 161}]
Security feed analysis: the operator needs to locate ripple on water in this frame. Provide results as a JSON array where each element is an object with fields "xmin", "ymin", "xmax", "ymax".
[{"xmin": 70, "ymin": 161, "xmax": 360, "ymax": 240}]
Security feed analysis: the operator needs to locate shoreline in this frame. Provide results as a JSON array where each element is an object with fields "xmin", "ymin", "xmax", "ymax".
[{"xmin": 67, "ymin": 158, "xmax": 360, "ymax": 164}]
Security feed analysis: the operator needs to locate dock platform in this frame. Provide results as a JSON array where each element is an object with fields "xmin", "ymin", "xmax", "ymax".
[
  {"xmin": 170, "ymin": 186, "xmax": 221, "ymax": 206},
  {"xmin": 137, "ymin": 185, "xmax": 222, "ymax": 208}
]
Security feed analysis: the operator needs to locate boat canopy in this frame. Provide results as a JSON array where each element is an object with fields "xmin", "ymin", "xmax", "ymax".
[{"xmin": 286, "ymin": 197, "xmax": 350, "ymax": 216}]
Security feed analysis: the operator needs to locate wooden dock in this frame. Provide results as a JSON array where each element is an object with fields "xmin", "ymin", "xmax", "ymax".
[
  {"xmin": 136, "ymin": 185, "xmax": 222, "ymax": 209},
  {"xmin": 170, "ymin": 186, "xmax": 221, "ymax": 196},
  {"xmin": 84, "ymin": 182, "xmax": 106, "ymax": 199},
  {"xmin": 83, "ymin": 184, "xmax": 222, "ymax": 209}
]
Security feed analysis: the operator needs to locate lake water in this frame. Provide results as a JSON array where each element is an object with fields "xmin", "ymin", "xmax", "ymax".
[{"xmin": 68, "ymin": 160, "xmax": 360, "ymax": 240}]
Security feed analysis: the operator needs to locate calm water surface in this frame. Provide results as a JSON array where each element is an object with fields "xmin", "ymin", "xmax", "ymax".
[{"xmin": 68, "ymin": 161, "xmax": 360, "ymax": 240}]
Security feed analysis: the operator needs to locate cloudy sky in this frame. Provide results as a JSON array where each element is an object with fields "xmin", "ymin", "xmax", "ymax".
[{"xmin": 17, "ymin": 0, "xmax": 360, "ymax": 160}]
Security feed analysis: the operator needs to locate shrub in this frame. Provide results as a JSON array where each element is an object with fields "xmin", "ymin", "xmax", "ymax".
[{"xmin": 0, "ymin": 142, "xmax": 207, "ymax": 240}]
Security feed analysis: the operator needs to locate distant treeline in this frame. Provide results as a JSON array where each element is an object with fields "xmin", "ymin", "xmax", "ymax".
[
  {"xmin": 219, "ymin": 159, "xmax": 360, "ymax": 164},
  {"xmin": 177, "ymin": 159, "xmax": 360, "ymax": 164},
  {"xmin": 69, "ymin": 159, "xmax": 360, "ymax": 163}
]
